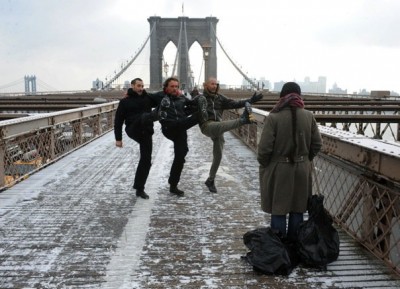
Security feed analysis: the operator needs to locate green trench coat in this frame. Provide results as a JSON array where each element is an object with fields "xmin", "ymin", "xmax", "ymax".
[{"xmin": 257, "ymin": 107, "xmax": 322, "ymax": 215}]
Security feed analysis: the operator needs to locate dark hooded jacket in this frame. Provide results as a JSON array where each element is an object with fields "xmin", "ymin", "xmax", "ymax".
[{"xmin": 114, "ymin": 88, "xmax": 158, "ymax": 141}]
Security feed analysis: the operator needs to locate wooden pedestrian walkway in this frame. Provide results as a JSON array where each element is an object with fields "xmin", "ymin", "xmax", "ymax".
[{"xmin": 0, "ymin": 124, "xmax": 399, "ymax": 288}]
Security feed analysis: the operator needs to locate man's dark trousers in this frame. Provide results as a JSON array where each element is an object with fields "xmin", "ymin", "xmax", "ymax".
[
  {"xmin": 126, "ymin": 126, "xmax": 153, "ymax": 191},
  {"xmin": 161, "ymin": 116, "xmax": 197, "ymax": 187}
]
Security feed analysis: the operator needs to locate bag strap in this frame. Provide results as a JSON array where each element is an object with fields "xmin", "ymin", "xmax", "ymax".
[{"xmin": 311, "ymin": 161, "xmax": 321, "ymax": 196}]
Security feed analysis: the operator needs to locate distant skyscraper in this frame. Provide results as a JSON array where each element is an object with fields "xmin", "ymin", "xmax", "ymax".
[
  {"xmin": 273, "ymin": 77, "xmax": 326, "ymax": 93},
  {"xmin": 329, "ymin": 83, "xmax": 347, "ymax": 94},
  {"xmin": 298, "ymin": 76, "xmax": 326, "ymax": 93},
  {"xmin": 92, "ymin": 78, "xmax": 104, "ymax": 90}
]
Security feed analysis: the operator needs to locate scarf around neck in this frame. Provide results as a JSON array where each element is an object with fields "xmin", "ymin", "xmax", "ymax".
[{"xmin": 270, "ymin": 93, "xmax": 304, "ymax": 113}]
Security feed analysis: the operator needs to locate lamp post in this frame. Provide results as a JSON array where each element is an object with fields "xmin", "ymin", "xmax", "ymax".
[
  {"xmin": 190, "ymin": 69, "xmax": 194, "ymax": 90},
  {"xmin": 163, "ymin": 62, "xmax": 169, "ymax": 80},
  {"xmin": 202, "ymin": 43, "xmax": 211, "ymax": 82}
]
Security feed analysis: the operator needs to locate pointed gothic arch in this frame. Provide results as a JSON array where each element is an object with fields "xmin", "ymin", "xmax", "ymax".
[{"xmin": 148, "ymin": 16, "xmax": 218, "ymax": 90}]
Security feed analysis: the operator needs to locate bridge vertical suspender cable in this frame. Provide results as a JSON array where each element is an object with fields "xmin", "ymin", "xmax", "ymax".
[
  {"xmin": 183, "ymin": 20, "xmax": 193, "ymax": 90},
  {"xmin": 170, "ymin": 18, "xmax": 193, "ymax": 91},
  {"xmin": 171, "ymin": 20, "xmax": 183, "ymax": 77},
  {"xmin": 210, "ymin": 25, "xmax": 258, "ymax": 89},
  {"xmin": 103, "ymin": 23, "xmax": 156, "ymax": 89}
]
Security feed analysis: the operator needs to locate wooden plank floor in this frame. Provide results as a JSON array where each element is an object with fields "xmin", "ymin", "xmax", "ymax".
[{"xmin": 0, "ymin": 124, "xmax": 399, "ymax": 288}]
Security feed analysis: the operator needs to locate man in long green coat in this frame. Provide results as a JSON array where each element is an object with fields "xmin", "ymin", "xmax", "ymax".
[{"xmin": 257, "ymin": 82, "xmax": 322, "ymax": 241}]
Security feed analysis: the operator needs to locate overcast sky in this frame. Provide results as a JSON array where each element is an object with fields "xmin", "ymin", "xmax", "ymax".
[{"xmin": 1, "ymin": 0, "xmax": 399, "ymax": 94}]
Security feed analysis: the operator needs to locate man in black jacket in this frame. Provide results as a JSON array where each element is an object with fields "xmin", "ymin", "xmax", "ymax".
[
  {"xmin": 114, "ymin": 78, "xmax": 162, "ymax": 199},
  {"xmin": 156, "ymin": 77, "xmax": 198, "ymax": 197}
]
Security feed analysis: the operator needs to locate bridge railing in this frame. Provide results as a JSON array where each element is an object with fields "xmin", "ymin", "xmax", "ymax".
[
  {"xmin": 0, "ymin": 102, "xmax": 119, "ymax": 190},
  {"xmin": 226, "ymin": 107, "xmax": 400, "ymax": 276}
]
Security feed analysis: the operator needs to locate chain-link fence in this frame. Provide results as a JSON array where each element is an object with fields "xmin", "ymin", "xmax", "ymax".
[{"xmin": 0, "ymin": 102, "xmax": 118, "ymax": 190}]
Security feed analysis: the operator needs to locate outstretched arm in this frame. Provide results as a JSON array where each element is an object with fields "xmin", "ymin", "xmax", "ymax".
[{"xmin": 220, "ymin": 91, "xmax": 263, "ymax": 109}]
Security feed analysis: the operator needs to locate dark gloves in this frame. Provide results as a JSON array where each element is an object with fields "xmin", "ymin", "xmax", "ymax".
[
  {"xmin": 250, "ymin": 92, "xmax": 263, "ymax": 103},
  {"xmin": 140, "ymin": 113, "xmax": 154, "ymax": 126}
]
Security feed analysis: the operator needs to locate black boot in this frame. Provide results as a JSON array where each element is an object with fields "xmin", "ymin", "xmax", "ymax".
[
  {"xmin": 136, "ymin": 190, "xmax": 149, "ymax": 199},
  {"xmin": 158, "ymin": 96, "xmax": 170, "ymax": 120},
  {"xmin": 205, "ymin": 178, "xmax": 217, "ymax": 193},
  {"xmin": 170, "ymin": 185, "xmax": 184, "ymax": 197},
  {"xmin": 240, "ymin": 102, "xmax": 255, "ymax": 124}
]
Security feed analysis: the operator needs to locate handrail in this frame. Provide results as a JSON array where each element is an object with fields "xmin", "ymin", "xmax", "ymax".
[{"xmin": 0, "ymin": 102, "xmax": 119, "ymax": 190}]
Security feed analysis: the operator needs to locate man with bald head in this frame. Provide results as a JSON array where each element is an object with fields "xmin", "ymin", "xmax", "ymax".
[{"xmin": 196, "ymin": 77, "xmax": 263, "ymax": 193}]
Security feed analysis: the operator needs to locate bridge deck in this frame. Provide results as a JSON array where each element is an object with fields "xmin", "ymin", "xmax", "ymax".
[{"xmin": 0, "ymin": 125, "xmax": 399, "ymax": 289}]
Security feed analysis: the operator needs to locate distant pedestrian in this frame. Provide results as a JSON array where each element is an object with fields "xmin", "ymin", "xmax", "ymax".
[
  {"xmin": 196, "ymin": 77, "xmax": 263, "ymax": 193},
  {"xmin": 190, "ymin": 87, "xmax": 200, "ymax": 97},
  {"xmin": 114, "ymin": 78, "xmax": 162, "ymax": 199},
  {"xmin": 257, "ymin": 82, "xmax": 322, "ymax": 241}
]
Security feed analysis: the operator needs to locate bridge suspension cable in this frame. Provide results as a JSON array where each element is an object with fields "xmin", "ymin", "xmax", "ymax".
[
  {"xmin": 0, "ymin": 78, "xmax": 24, "ymax": 90},
  {"xmin": 210, "ymin": 25, "xmax": 258, "ymax": 89},
  {"xmin": 36, "ymin": 78, "xmax": 58, "ymax": 92},
  {"xmin": 0, "ymin": 77, "xmax": 58, "ymax": 94},
  {"xmin": 103, "ymin": 23, "xmax": 156, "ymax": 89}
]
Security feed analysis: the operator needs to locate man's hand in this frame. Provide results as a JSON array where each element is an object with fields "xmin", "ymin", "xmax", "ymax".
[
  {"xmin": 115, "ymin": 140, "xmax": 123, "ymax": 147},
  {"xmin": 250, "ymin": 92, "xmax": 263, "ymax": 103}
]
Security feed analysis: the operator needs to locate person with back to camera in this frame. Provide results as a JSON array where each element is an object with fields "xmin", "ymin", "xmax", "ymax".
[
  {"xmin": 196, "ymin": 77, "xmax": 263, "ymax": 193},
  {"xmin": 257, "ymin": 82, "xmax": 322, "ymax": 241}
]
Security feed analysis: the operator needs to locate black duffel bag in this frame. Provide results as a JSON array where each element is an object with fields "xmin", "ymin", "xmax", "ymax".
[
  {"xmin": 243, "ymin": 227, "xmax": 297, "ymax": 275},
  {"xmin": 297, "ymin": 194, "xmax": 340, "ymax": 269}
]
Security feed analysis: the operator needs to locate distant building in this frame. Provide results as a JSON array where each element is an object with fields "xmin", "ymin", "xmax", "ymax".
[
  {"xmin": 358, "ymin": 89, "xmax": 369, "ymax": 96},
  {"xmin": 299, "ymin": 76, "xmax": 326, "ymax": 93},
  {"xmin": 273, "ymin": 81, "xmax": 286, "ymax": 92},
  {"xmin": 123, "ymin": 81, "xmax": 130, "ymax": 90},
  {"xmin": 92, "ymin": 78, "xmax": 104, "ymax": 90},
  {"xmin": 273, "ymin": 76, "xmax": 326, "ymax": 93},
  {"xmin": 258, "ymin": 77, "xmax": 271, "ymax": 91},
  {"xmin": 329, "ymin": 83, "xmax": 347, "ymax": 94}
]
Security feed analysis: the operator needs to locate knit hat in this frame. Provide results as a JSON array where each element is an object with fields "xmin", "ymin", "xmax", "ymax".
[{"xmin": 280, "ymin": 82, "xmax": 301, "ymax": 98}]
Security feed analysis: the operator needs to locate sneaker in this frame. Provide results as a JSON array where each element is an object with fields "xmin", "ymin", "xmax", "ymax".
[
  {"xmin": 158, "ymin": 96, "xmax": 170, "ymax": 120},
  {"xmin": 240, "ymin": 102, "xmax": 255, "ymax": 124},
  {"xmin": 170, "ymin": 186, "xmax": 184, "ymax": 197},
  {"xmin": 205, "ymin": 178, "xmax": 217, "ymax": 193},
  {"xmin": 197, "ymin": 96, "xmax": 208, "ymax": 123},
  {"xmin": 136, "ymin": 190, "xmax": 149, "ymax": 199}
]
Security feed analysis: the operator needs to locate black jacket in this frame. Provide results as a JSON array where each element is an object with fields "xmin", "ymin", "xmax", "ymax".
[
  {"xmin": 199, "ymin": 92, "xmax": 248, "ymax": 122},
  {"xmin": 152, "ymin": 91, "xmax": 196, "ymax": 124},
  {"xmin": 114, "ymin": 88, "xmax": 158, "ymax": 141}
]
